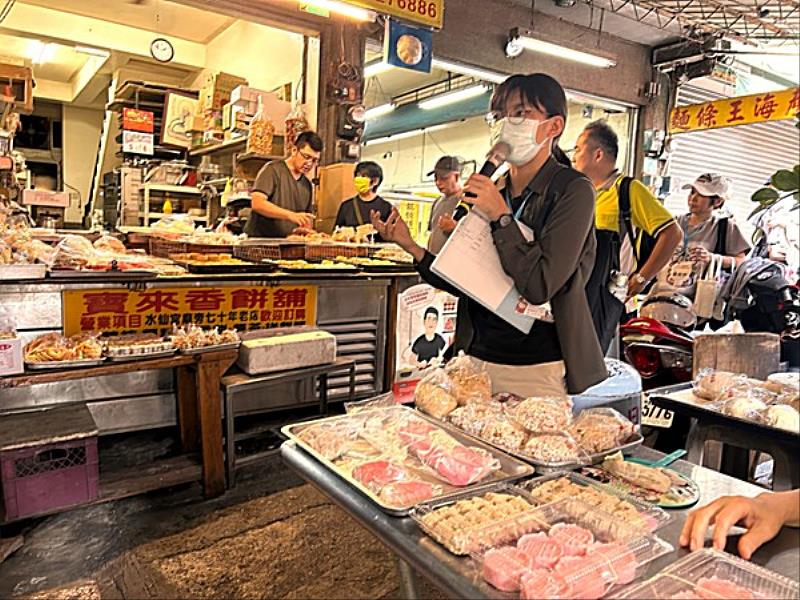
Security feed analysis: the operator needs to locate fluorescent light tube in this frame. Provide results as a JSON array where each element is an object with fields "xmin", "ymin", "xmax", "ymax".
[
  {"xmin": 365, "ymin": 124, "xmax": 450, "ymax": 146},
  {"xmin": 513, "ymin": 35, "xmax": 616, "ymax": 68},
  {"xmin": 364, "ymin": 61, "xmax": 392, "ymax": 78},
  {"xmin": 75, "ymin": 46, "xmax": 111, "ymax": 58},
  {"xmin": 431, "ymin": 58, "xmax": 507, "ymax": 84},
  {"xmin": 418, "ymin": 84, "xmax": 488, "ymax": 110},
  {"xmin": 300, "ymin": 0, "xmax": 375, "ymax": 21},
  {"xmin": 364, "ymin": 102, "xmax": 395, "ymax": 120}
]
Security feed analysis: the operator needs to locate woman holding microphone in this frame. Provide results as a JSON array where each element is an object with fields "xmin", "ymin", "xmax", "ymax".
[{"xmin": 372, "ymin": 73, "xmax": 606, "ymax": 396}]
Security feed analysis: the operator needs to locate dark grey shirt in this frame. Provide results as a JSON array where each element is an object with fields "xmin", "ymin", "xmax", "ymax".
[
  {"xmin": 427, "ymin": 193, "xmax": 461, "ymax": 254},
  {"xmin": 244, "ymin": 160, "xmax": 312, "ymax": 238}
]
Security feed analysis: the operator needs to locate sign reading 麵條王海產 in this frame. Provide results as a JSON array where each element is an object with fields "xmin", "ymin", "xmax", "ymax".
[{"xmin": 669, "ymin": 87, "xmax": 799, "ymax": 134}]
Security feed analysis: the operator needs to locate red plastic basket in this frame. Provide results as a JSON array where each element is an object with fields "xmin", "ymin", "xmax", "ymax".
[{"xmin": 1, "ymin": 437, "xmax": 99, "ymax": 521}]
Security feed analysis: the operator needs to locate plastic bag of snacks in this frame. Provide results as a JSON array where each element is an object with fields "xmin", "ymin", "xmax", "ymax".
[
  {"xmin": 507, "ymin": 396, "xmax": 573, "ymax": 433},
  {"xmin": 480, "ymin": 416, "xmax": 529, "ymax": 453},
  {"xmin": 414, "ymin": 367, "xmax": 458, "ymax": 419},
  {"xmin": 569, "ymin": 407, "xmax": 636, "ymax": 454},
  {"xmin": 284, "ymin": 101, "xmax": 309, "ymax": 155},
  {"xmin": 448, "ymin": 399, "xmax": 504, "ymax": 438},
  {"xmin": 247, "ymin": 97, "xmax": 274, "ymax": 156},
  {"xmin": 344, "ymin": 392, "xmax": 397, "ymax": 414},
  {"xmin": 50, "ymin": 234, "xmax": 97, "ymax": 269},
  {"xmin": 522, "ymin": 432, "xmax": 583, "ymax": 465},
  {"xmin": 444, "ymin": 351, "xmax": 492, "ymax": 405}
]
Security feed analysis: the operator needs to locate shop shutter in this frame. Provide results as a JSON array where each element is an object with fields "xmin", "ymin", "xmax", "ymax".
[{"xmin": 666, "ymin": 85, "xmax": 799, "ymax": 239}]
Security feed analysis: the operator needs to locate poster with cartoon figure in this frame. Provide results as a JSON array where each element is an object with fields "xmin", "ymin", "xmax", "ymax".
[{"xmin": 394, "ymin": 284, "xmax": 457, "ymax": 395}]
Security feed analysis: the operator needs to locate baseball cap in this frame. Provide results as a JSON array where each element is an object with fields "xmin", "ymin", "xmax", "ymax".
[
  {"xmin": 682, "ymin": 173, "xmax": 730, "ymax": 200},
  {"xmin": 427, "ymin": 156, "xmax": 462, "ymax": 177}
]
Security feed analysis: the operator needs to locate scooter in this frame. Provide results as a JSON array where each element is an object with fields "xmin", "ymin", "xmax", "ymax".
[{"xmin": 620, "ymin": 294, "xmax": 696, "ymax": 390}]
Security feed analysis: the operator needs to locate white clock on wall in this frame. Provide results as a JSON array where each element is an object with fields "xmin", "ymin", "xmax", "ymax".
[{"xmin": 150, "ymin": 38, "xmax": 174, "ymax": 63}]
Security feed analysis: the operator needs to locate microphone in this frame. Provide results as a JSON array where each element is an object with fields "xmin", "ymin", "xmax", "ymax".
[{"xmin": 464, "ymin": 142, "xmax": 510, "ymax": 198}]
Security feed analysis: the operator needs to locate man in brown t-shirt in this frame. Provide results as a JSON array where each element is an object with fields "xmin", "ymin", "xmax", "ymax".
[{"xmin": 244, "ymin": 131, "xmax": 324, "ymax": 238}]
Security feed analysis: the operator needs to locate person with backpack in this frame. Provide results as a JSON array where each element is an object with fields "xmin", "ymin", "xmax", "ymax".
[
  {"xmin": 371, "ymin": 73, "xmax": 607, "ymax": 397},
  {"xmin": 650, "ymin": 173, "xmax": 750, "ymax": 301},
  {"xmin": 572, "ymin": 120, "xmax": 682, "ymax": 351}
]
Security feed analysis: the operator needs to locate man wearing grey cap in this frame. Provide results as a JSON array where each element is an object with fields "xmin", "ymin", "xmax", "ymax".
[
  {"xmin": 427, "ymin": 156, "xmax": 465, "ymax": 254},
  {"xmin": 651, "ymin": 172, "xmax": 750, "ymax": 300}
]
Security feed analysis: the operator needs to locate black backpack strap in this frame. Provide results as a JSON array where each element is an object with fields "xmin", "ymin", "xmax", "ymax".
[
  {"xmin": 714, "ymin": 217, "xmax": 728, "ymax": 255},
  {"xmin": 617, "ymin": 176, "xmax": 638, "ymax": 263},
  {"xmin": 532, "ymin": 167, "xmax": 583, "ymax": 238}
]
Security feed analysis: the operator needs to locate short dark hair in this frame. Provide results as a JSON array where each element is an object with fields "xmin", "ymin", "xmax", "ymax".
[
  {"xmin": 294, "ymin": 131, "xmax": 323, "ymax": 153},
  {"xmin": 583, "ymin": 120, "xmax": 618, "ymax": 162},
  {"xmin": 355, "ymin": 161, "xmax": 383, "ymax": 191},
  {"xmin": 424, "ymin": 306, "xmax": 439, "ymax": 319}
]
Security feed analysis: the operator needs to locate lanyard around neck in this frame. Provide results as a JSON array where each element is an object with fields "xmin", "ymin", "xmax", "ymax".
[{"xmin": 503, "ymin": 183, "xmax": 536, "ymax": 220}]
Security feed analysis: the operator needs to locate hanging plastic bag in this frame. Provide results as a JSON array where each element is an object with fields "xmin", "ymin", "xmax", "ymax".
[
  {"xmin": 247, "ymin": 96, "xmax": 274, "ymax": 156},
  {"xmin": 284, "ymin": 99, "xmax": 309, "ymax": 155}
]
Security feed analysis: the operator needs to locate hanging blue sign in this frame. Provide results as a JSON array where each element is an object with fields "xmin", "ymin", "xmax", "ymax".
[{"xmin": 384, "ymin": 18, "xmax": 432, "ymax": 74}]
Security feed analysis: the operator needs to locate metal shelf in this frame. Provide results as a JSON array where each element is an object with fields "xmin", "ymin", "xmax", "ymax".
[{"xmin": 142, "ymin": 184, "xmax": 202, "ymax": 194}]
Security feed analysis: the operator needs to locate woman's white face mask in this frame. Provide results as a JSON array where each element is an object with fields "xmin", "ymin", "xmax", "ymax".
[{"xmin": 490, "ymin": 117, "xmax": 552, "ymax": 166}]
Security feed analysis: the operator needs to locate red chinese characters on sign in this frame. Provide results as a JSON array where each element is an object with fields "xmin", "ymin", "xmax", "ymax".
[
  {"xmin": 753, "ymin": 93, "xmax": 779, "ymax": 119},
  {"xmin": 135, "ymin": 291, "xmax": 180, "ymax": 313},
  {"xmin": 63, "ymin": 285, "xmax": 318, "ymax": 336},
  {"xmin": 787, "ymin": 88, "xmax": 800, "ymax": 116},
  {"xmin": 83, "ymin": 291, "xmax": 129, "ymax": 315},
  {"xmin": 726, "ymin": 99, "xmax": 745, "ymax": 124},
  {"xmin": 670, "ymin": 108, "xmax": 691, "ymax": 131},
  {"xmin": 231, "ymin": 288, "xmax": 271, "ymax": 309},
  {"xmin": 694, "ymin": 103, "xmax": 719, "ymax": 129},
  {"xmin": 185, "ymin": 289, "xmax": 226, "ymax": 311}
]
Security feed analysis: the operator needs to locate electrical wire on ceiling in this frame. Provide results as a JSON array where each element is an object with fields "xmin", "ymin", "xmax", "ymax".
[{"xmin": 0, "ymin": 0, "xmax": 17, "ymax": 25}]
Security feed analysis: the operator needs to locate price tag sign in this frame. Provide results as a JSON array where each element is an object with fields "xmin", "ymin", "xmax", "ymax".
[
  {"xmin": 347, "ymin": 0, "xmax": 443, "ymax": 29},
  {"xmin": 641, "ymin": 393, "xmax": 674, "ymax": 428}
]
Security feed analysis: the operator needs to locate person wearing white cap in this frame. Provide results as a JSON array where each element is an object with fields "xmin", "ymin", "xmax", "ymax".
[{"xmin": 651, "ymin": 173, "xmax": 750, "ymax": 300}]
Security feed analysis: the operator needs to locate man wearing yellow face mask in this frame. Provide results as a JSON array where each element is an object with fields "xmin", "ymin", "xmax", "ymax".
[{"xmin": 335, "ymin": 161, "xmax": 393, "ymax": 240}]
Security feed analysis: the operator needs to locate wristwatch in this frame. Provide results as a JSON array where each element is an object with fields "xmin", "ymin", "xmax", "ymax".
[
  {"xmin": 632, "ymin": 272, "xmax": 648, "ymax": 286},
  {"xmin": 490, "ymin": 213, "xmax": 514, "ymax": 232}
]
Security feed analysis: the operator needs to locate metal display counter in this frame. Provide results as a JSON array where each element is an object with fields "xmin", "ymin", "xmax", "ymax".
[{"xmin": 281, "ymin": 443, "xmax": 800, "ymax": 599}]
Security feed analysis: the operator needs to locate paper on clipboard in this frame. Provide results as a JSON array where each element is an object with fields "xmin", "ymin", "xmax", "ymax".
[{"xmin": 430, "ymin": 210, "xmax": 553, "ymax": 334}]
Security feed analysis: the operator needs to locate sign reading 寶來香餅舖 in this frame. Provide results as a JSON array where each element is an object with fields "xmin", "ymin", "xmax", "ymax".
[
  {"xmin": 669, "ymin": 87, "xmax": 799, "ymax": 134},
  {"xmin": 62, "ymin": 285, "xmax": 317, "ymax": 336}
]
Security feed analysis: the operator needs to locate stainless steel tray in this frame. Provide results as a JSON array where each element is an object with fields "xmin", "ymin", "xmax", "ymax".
[
  {"xmin": 521, "ymin": 469, "xmax": 671, "ymax": 531},
  {"xmin": 178, "ymin": 341, "xmax": 241, "ymax": 355},
  {"xmin": 281, "ymin": 406, "xmax": 536, "ymax": 516},
  {"xmin": 26, "ymin": 358, "xmax": 106, "ymax": 370},
  {"xmin": 106, "ymin": 348, "xmax": 177, "ymax": 362},
  {"xmin": 418, "ymin": 408, "xmax": 643, "ymax": 474},
  {"xmin": 409, "ymin": 482, "xmax": 539, "ymax": 555}
]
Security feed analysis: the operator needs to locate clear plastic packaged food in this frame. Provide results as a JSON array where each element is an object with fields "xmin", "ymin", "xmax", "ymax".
[
  {"xmin": 444, "ymin": 351, "xmax": 493, "ymax": 405},
  {"xmin": 448, "ymin": 399, "xmax": 503, "ymax": 436},
  {"xmin": 718, "ymin": 388, "xmax": 770, "ymax": 422},
  {"xmin": 51, "ymin": 234, "xmax": 97, "ymax": 269},
  {"xmin": 615, "ymin": 548, "xmax": 799, "ymax": 599},
  {"xmin": 415, "ymin": 367, "xmax": 458, "ymax": 419},
  {"xmin": 522, "ymin": 433, "xmax": 584, "ymax": 466},
  {"xmin": 507, "ymin": 396, "xmax": 573, "ymax": 433},
  {"xmin": 410, "ymin": 483, "xmax": 539, "ymax": 555},
  {"xmin": 481, "ymin": 417, "xmax": 528, "ymax": 453},
  {"xmin": 763, "ymin": 403, "xmax": 800, "ymax": 433},
  {"xmin": 570, "ymin": 408, "xmax": 637, "ymax": 454},
  {"xmin": 344, "ymin": 392, "xmax": 397, "ymax": 414},
  {"xmin": 471, "ymin": 498, "xmax": 673, "ymax": 598},
  {"xmin": 522, "ymin": 471, "xmax": 671, "ymax": 532}
]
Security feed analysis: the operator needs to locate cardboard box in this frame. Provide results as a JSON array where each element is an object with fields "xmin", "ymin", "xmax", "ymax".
[
  {"xmin": 199, "ymin": 72, "xmax": 248, "ymax": 111},
  {"xmin": 230, "ymin": 86, "xmax": 293, "ymax": 135},
  {"xmin": 0, "ymin": 337, "xmax": 23, "ymax": 376}
]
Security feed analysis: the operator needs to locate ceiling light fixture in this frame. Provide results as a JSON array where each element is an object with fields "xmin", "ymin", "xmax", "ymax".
[
  {"xmin": 29, "ymin": 40, "xmax": 58, "ymax": 65},
  {"xmin": 364, "ymin": 123, "xmax": 450, "ymax": 146},
  {"xmin": 75, "ymin": 46, "xmax": 111, "ymax": 58},
  {"xmin": 299, "ymin": 0, "xmax": 375, "ymax": 21},
  {"xmin": 364, "ymin": 102, "xmax": 396, "ymax": 120},
  {"xmin": 418, "ymin": 83, "xmax": 489, "ymax": 110},
  {"xmin": 364, "ymin": 60, "xmax": 392, "ymax": 78},
  {"xmin": 506, "ymin": 28, "xmax": 616, "ymax": 68},
  {"xmin": 431, "ymin": 58, "xmax": 507, "ymax": 84}
]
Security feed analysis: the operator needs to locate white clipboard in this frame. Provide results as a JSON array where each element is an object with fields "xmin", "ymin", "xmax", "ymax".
[{"xmin": 430, "ymin": 210, "xmax": 553, "ymax": 334}]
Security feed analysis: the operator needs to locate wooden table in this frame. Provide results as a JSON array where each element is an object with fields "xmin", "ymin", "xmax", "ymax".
[{"xmin": 0, "ymin": 349, "xmax": 238, "ymax": 498}]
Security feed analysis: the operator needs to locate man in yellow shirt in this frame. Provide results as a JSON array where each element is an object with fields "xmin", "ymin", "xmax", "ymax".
[{"xmin": 573, "ymin": 120, "xmax": 681, "ymax": 298}]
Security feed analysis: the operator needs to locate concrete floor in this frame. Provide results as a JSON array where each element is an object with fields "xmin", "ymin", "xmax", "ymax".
[{"xmin": 0, "ymin": 429, "xmax": 445, "ymax": 600}]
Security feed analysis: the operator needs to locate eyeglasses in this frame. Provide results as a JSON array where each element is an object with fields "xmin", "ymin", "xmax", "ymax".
[
  {"xmin": 485, "ymin": 108, "xmax": 546, "ymax": 127},
  {"xmin": 298, "ymin": 150, "xmax": 320, "ymax": 164}
]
